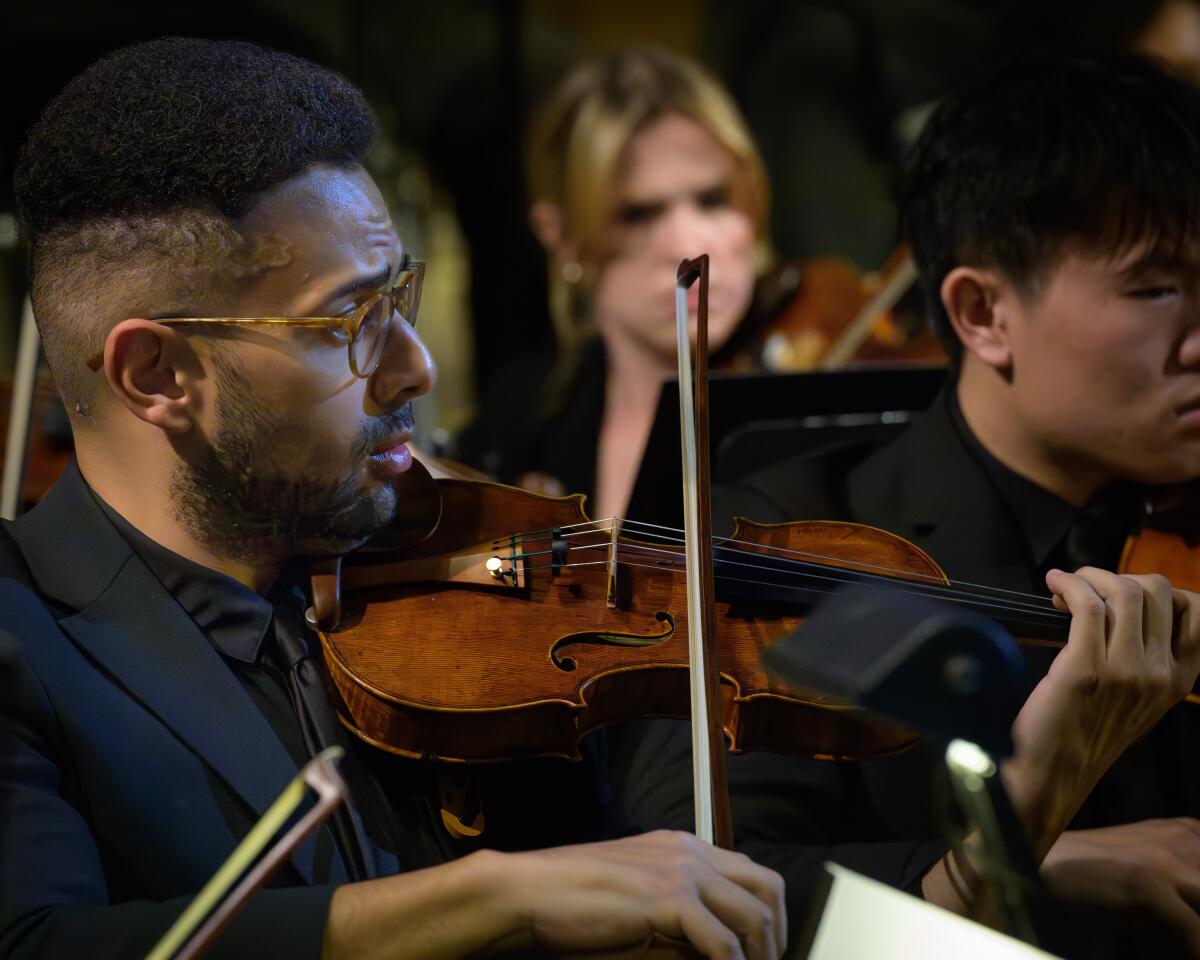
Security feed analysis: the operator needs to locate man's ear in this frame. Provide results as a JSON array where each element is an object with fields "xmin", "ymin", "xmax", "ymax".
[
  {"xmin": 101, "ymin": 318, "xmax": 198, "ymax": 434},
  {"xmin": 940, "ymin": 266, "xmax": 1013, "ymax": 371}
]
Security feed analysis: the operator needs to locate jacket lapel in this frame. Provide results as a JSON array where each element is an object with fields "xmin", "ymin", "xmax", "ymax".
[
  {"xmin": 11, "ymin": 463, "xmax": 320, "ymax": 883},
  {"xmin": 845, "ymin": 391, "xmax": 1039, "ymax": 594}
]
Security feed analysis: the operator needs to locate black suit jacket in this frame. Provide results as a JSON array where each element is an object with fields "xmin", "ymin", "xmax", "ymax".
[
  {"xmin": 0, "ymin": 465, "xmax": 642, "ymax": 959},
  {"xmin": 0, "ymin": 466, "xmax": 368, "ymax": 958},
  {"xmin": 702, "ymin": 389, "xmax": 1200, "ymax": 957},
  {"xmin": 715, "ymin": 389, "xmax": 1200, "ymax": 829}
]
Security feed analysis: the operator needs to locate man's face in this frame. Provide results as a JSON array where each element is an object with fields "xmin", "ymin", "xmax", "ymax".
[
  {"xmin": 173, "ymin": 165, "xmax": 435, "ymax": 561},
  {"xmin": 590, "ymin": 113, "xmax": 756, "ymax": 363},
  {"xmin": 1002, "ymin": 242, "xmax": 1200, "ymax": 488}
]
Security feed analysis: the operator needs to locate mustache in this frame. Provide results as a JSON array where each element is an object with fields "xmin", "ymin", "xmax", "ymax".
[{"xmin": 352, "ymin": 404, "xmax": 415, "ymax": 459}]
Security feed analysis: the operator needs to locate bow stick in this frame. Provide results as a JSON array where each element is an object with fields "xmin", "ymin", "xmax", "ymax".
[{"xmin": 675, "ymin": 254, "xmax": 734, "ymax": 849}]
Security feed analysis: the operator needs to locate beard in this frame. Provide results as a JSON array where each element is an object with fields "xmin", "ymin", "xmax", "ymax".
[{"xmin": 172, "ymin": 352, "xmax": 412, "ymax": 564}]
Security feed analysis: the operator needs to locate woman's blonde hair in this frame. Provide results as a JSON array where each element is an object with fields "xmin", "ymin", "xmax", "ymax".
[{"xmin": 528, "ymin": 47, "xmax": 770, "ymax": 344}]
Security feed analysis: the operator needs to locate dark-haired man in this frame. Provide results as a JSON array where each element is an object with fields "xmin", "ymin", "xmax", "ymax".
[
  {"xmin": 0, "ymin": 37, "xmax": 1194, "ymax": 960},
  {"xmin": 708, "ymin": 50, "xmax": 1200, "ymax": 958},
  {"xmin": 0, "ymin": 38, "xmax": 790, "ymax": 960}
]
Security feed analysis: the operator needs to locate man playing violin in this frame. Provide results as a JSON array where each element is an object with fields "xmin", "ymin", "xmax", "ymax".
[
  {"xmin": 0, "ymin": 38, "xmax": 788, "ymax": 960},
  {"xmin": 1, "ymin": 37, "xmax": 1197, "ymax": 960},
  {"xmin": 700, "ymin": 49, "xmax": 1200, "ymax": 957}
]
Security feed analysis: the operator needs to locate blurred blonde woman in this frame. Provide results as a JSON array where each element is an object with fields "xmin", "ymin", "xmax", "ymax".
[{"xmin": 457, "ymin": 47, "xmax": 770, "ymax": 520}]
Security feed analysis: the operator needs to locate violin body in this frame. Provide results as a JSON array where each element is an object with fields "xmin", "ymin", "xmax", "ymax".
[
  {"xmin": 1, "ymin": 374, "xmax": 74, "ymax": 509},
  {"xmin": 310, "ymin": 465, "xmax": 1200, "ymax": 771},
  {"xmin": 721, "ymin": 249, "xmax": 945, "ymax": 373},
  {"xmin": 314, "ymin": 477, "xmax": 929, "ymax": 764},
  {"xmin": 1120, "ymin": 481, "xmax": 1200, "ymax": 591}
]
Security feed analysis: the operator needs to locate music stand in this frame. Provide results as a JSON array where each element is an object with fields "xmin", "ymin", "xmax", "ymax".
[{"xmin": 624, "ymin": 365, "xmax": 946, "ymax": 529}]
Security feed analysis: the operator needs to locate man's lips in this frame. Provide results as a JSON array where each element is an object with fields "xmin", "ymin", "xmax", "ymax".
[
  {"xmin": 369, "ymin": 434, "xmax": 413, "ymax": 475},
  {"xmin": 372, "ymin": 432, "xmax": 412, "ymax": 454}
]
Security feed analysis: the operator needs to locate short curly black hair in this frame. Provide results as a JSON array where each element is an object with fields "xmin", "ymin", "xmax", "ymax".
[
  {"xmin": 904, "ymin": 50, "xmax": 1200, "ymax": 366},
  {"xmin": 13, "ymin": 36, "xmax": 379, "ymax": 419},
  {"xmin": 15, "ymin": 35, "xmax": 378, "ymax": 243}
]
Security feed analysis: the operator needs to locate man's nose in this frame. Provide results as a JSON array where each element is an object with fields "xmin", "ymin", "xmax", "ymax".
[
  {"xmin": 1180, "ymin": 319, "xmax": 1200, "ymax": 371},
  {"xmin": 369, "ymin": 314, "xmax": 436, "ymax": 411}
]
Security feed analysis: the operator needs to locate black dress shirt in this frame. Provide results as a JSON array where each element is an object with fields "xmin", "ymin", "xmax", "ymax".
[
  {"xmin": 93, "ymin": 497, "xmax": 379, "ymax": 883},
  {"xmin": 945, "ymin": 390, "xmax": 1141, "ymax": 579}
]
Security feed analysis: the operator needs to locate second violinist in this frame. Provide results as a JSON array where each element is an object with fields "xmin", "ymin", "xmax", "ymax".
[
  {"xmin": 455, "ymin": 47, "xmax": 938, "ymax": 524},
  {"xmin": 677, "ymin": 50, "xmax": 1200, "ymax": 959}
]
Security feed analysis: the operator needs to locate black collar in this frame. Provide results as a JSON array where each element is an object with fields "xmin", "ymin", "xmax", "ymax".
[
  {"xmin": 93, "ymin": 498, "xmax": 273, "ymax": 664},
  {"xmin": 944, "ymin": 389, "xmax": 1079, "ymax": 573}
]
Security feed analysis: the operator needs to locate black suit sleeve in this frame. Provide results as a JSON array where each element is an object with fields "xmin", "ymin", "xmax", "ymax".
[{"xmin": 0, "ymin": 638, "xmax": 336, "ymax": 960}]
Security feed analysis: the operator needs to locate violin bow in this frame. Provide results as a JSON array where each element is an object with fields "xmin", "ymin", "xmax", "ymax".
[
  {"xmin": 147, "ymin": 747, "xmax": 348, "ymax": 960},
  {"xmin": 675, "ymin": 255, "xmax": 734, "ymax": 849},
  {"xmin": 819, "ymin": 249, "xmax": 918, "ymax": 368}
]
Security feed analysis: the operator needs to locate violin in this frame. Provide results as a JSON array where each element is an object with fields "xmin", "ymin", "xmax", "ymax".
[
  {"xmin": 720, "ymin": 247, "xmax": 946, "ymax": 373},
  {"xmin": 1119, "ymin": 479, "xmax": 1200, "ymax": 585},
  {"xmin": 1, "ymin": 372, "xmax": 73, "ymax": 515},
  {"xmin": 307, "ymin": 464, "xmax": 921, "ymax": 764},
  {"xmin": 306, "ymin": 425, "xmax": 1200, "ymax": 771}
]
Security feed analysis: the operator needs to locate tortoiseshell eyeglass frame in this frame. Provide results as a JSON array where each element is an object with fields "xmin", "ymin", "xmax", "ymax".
[{"xmin": 85, "ymin": 260, "xmax": 425, "ymax": 379}]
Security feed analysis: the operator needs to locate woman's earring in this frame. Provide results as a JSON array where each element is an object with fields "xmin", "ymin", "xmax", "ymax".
[{"xmin": 561, "ymin": 260, "xmax": 583, "ymax": 284}]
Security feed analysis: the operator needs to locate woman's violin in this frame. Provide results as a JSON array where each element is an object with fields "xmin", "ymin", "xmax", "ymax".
[{"xmin": 721, "ymin": 247, "xmax": 945, "ymax": 373}]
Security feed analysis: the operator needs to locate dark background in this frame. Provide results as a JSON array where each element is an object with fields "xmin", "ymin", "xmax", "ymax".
[{"xmin": 0, "ymin": 0, "xmax": 1185, "ymax": 437}]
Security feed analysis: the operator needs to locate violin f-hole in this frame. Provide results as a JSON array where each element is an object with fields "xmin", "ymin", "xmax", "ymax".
[{"xmin": 549, "ymin": 612, "xmax": 676, "ymax": 672}]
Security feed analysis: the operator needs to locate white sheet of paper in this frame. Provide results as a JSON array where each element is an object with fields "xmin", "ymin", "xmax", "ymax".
[{"xmin": 806, "ymin": 863, "xmax": 1061, "ymax": 959}]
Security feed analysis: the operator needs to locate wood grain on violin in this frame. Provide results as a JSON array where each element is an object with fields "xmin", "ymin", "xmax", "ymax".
[
  {"xmin": 722, "ymin": 248, "xmax": 946, "ymax": 372},
  {"xmin": 305, "ymin": 470, "xmax": 1200, "ymax": 769},
  {"xmin": 308, "ymin": 474, "xmax": 924, "ymax": 765}
]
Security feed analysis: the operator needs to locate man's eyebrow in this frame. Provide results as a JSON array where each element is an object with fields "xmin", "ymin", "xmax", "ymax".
[
  {"xmin": 328, "ymin": 263, "xmax": 394, "ymax": 303},
  {"xmin": 1116, "ymin": 253, "xmax": 1200, "ymax": 283}
]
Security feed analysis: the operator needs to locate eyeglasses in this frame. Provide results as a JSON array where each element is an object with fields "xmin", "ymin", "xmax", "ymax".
[{"xmin": 86, "ymin": 260, "xmax": 425, "ymax": 379}]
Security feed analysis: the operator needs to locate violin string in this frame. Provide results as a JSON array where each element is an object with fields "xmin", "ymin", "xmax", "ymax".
[
  {"xmin": 504, "ymin": 549, "xmax": 555, "ymax": 561},
  {"xmin": 609, "ymin": 517, "xmax": 1062, "ymax": 607},
  {"xmin": 507, "ymin": 532, "xmax": 1065, "ymax": 625},
  {"xmin": 578, "ymin": 538, "xmax": 1063, "ymax": 619},
  {"xmin": 508, "ymin": 516, "xmax": 1064, "ymax": 611},
  {"xmin": 519, "ymin": 518, "xmax": 1006, "ymax": 600},
  {"xmin": 502, "ymin": 523, "xmax": 1065, "ymax": 623},
  {"xmin": 516, "ymin": 556, "xmax": 1070, "ymax": 631},
  {"xmin": 543, "ymin": 538, "xmax": 1069, "ymax": 624},
  {"xmin": 508, "ymin": 526, "xmax": 1063, "ymax": 620}
]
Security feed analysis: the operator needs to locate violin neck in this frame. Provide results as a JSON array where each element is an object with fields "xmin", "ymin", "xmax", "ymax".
[{"xmin": 711, "ymin": 545, "xmax": 1070, "ymax": 645}]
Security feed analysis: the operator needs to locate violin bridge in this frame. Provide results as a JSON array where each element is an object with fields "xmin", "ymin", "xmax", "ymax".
[
  {"xmin": 484, "ymin": 529, "xmax": 571, "ymax": 588},
  {"xmin": 606, "ymin": 519, "xmax": 621, "ymax": 609},
  {"xmin": 485, "ymin": 533, "xmax": 524, "ymax": 587}
]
